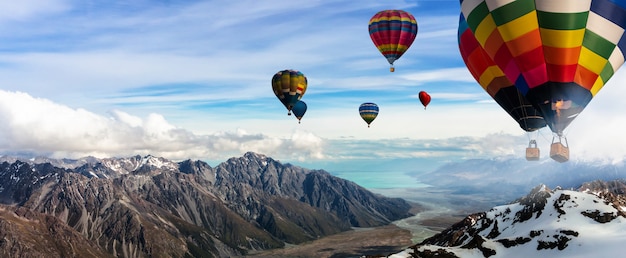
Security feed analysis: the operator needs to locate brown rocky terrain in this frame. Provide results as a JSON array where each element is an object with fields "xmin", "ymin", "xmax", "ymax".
[
  {"xmin": 0, "ymin": 153, "xmax": 415, "ymax": 257},
  {"xmin": 0, "ymin": 205, "xmax": 111, "ymax": 258}
]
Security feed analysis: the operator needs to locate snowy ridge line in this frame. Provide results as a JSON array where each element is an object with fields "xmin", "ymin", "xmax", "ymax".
[{"xmin": 390, "ymin": 182, "xmax": 626, "ymax": 258}]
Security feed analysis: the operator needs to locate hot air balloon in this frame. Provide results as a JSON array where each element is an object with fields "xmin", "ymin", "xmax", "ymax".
[
  {"xmin": 369, "ymin": 10, "xmax": 418, "ymax": 72},
  {"xmin": 271, "ymin": 69, "xmax": 308, "ymax": 115},
  {"xmin": 359, "ymin": 102, "xmax": 379, "ymax": 127},
  {"xmin": 418, "ymin": 91, "xmax": 431, "ymax": 109},
  {"xmin": 459, "ymin": 0, "xmax": 626, "ymax": 162},
  {"xmin": 458, "ymin": 14, "xmax": 547, "ymax": 160},
  {"xmin": 292, "ymin": 101, "xmax": 307, "ymax": 124}
]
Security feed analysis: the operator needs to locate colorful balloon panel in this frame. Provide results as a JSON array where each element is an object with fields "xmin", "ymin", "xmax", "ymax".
[
  {"xmin": 271, "ymin": 69, "xmax": 308, "ymax": 114},
  {"xmin": 369, "ymin": 10, "xmax": 418, "ymax": 69},
  {"xmin": 458, "ymin": 14, "xmax": 546, "ymax": 132},
  {"xmin": 359, "ymin": 102, "xmax": 379, "ymax": 127},
  {"xmin": 459, "ymin": 0, "xmax": 626, "ymax": 135}
]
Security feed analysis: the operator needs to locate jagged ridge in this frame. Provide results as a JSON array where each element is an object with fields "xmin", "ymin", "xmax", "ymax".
[{"xmin": 0, "ymin": 152, "xmax": 414, "ymax": 257}]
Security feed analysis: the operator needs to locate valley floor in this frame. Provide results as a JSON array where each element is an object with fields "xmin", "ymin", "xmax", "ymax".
[
  {"xmin": 244, "ymin": 224, "xmax": 413, "ymax": 258},
  {"xmin": 245, "ymin": 200, "xmax": 449, "ymax": 257}
]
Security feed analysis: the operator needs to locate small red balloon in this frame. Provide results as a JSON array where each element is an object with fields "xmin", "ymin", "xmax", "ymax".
[{"xmin": 419, "ymin": 91, "xmax": 431, "ymax": 109}]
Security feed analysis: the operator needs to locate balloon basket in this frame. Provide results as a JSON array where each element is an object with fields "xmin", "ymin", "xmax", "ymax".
[
  {"xmin": 550, "ymin": 141, "xmax": 569, "ymax": 163},
  {"xmin": 390, "ymin": 67, "xmax": 395, "ymax": 72},
  {"xmin": 526, "ymin": 140, "xmax": 539, "ymax": 161},
  {"xmin": 526, "ymin": 148, "xmax": 540, "ymax": 161}
]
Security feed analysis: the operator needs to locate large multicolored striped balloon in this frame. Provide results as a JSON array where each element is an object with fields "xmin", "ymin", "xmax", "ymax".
[
  {"xmin": 460, "ymin": 0, "xmax": 626, "ymax": 136},
  {"xmin": 359, "ymin": 102, "xmax": 379, "ymax": 128},
  {"xmin": 271, "ymin": 69, "xmax": 308, "ymax": 115},
  {"xmin": 458, "ymin": 14, "xmax": 546, "ymax": 132},
  {"xmin": 369, "ymin": 10, "xmax": 418, "ymax": 72}
]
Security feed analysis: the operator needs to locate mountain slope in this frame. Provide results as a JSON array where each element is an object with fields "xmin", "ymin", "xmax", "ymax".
[
  {"xmin": 391, "ymin": 180, "xmax": 626, "ymax": 258},
  {"xmin": 214, "ymin": 152, "xmax": 413, "ymax": 228},
  {"xmin": 0, "ymin": 205, "xmax": 111, "ymax": 258}
]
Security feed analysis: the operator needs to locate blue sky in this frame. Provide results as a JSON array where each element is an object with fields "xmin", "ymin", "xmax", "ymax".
[{"xmin": 1, "ymin": 0, "xmax": 626, "ymax": 174}]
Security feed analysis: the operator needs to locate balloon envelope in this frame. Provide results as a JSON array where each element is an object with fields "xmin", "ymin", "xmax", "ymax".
[
  {"xmin": 418, "ymin": 91, "xmax": 431, "ymax": 109},
  {"xmin": 271, "ymin": 69, "xmax": 308, "ymax": 114},
  {"xmin": 369, "ymin": 10, "xmax": 418, "ymax": 71},
  {"xmin": 458, "ymin": 14, "xmax": 546, "ymax": 132},
  {"xmin": 359, "ymin": 102, "xmax": 379, "ymax": 127},
  {"xmin": 292, "ymin": 101, "xmax": 307, "ymax": 123},
  {"xmin": 459, "ymin": 0, "xmax": 626, "ymax": 135}
]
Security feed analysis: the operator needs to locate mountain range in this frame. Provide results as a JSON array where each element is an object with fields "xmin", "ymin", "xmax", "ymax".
[
  {"xmin": 0, "ymin": 152, "xmax": 414, "ymax": 257},
  {"xmin": 389, "ymin": 179, "xmax": 626, "ymax": 258},
  {"xmin": 415, "ymin": 158, "xmax": 626, "ymax": 204}
]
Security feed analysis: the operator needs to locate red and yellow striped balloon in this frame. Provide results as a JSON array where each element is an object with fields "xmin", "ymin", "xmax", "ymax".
[{"xmin": 369, "ymin": 10, "xmax": 418, "ymax": 72}]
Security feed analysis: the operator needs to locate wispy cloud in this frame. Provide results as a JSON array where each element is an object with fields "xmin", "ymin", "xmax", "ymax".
[
  {"xmin": 0, "ymin": 1, "xmax": 449, "ymax": 107},
  {"xmin": 0, "ymin": 0, "xmax": 69, "ymax": 22}
]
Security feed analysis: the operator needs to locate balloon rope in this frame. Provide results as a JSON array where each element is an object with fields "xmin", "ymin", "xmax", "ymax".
[
  {"xmin": 538, "ymin": 127, "xmax": 551, "ymax": 143},
  {"xmin": 517, "ymin": 92, "xmax": 530, "ymax": 132}
]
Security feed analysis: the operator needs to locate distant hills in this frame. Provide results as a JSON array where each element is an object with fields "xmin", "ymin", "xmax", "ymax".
[
  {"xmin": 417, "ymin": 158, "xmax": 626, "ymax": 203},
  {"xmin": 0, "ymin": 152, "xmax": 413, "ymax": 257},
  {"xmin": 390, "ymin": 180, "xmax": 626, "ymax": 258}
]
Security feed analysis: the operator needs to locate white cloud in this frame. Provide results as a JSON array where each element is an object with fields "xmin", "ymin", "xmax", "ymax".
[
  {"xmin": 0, "ymin": 90, "xmax": 326, "ymax": 161},
  {"xmin": 399, "ymin": 67, "xmax": 475, "ymax": 83},
  {"xmin": 559, "ymin": 68, "xmax": 626, "ymax": 163},
  {"xmin": 110, "ymin": 110, "xmax": 142, "ymax": 127},
  {"xmin": 1, "ymin": 88, "xmax": 623, "ymax": 167}
]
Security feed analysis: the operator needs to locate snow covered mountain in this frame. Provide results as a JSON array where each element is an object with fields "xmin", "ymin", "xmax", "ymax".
[
  {"xmin": 74, "ymin": 154, "xmax": 179, "ymax": 178},
  {"xmin": 391, "ymin": 180, "xmax": 626, "ymax": 258}
]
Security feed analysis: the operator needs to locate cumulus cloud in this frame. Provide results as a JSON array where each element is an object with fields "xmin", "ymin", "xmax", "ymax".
[
  {"xmin": 1, "ymin": 88, "xmax": 623, "ymax": 167},
  {"xmin": 0, "ymin": 90, "xmax": 325, "ymax": 161},
  {"xmin": 0, "ymin": 90, "xmax": 534, "ymax": 165}
]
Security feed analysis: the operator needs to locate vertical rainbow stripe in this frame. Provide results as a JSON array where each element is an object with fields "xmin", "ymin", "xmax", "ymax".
[{"xmin": 458, "ymin": 15, "xmax": 546, "ymax": 132}]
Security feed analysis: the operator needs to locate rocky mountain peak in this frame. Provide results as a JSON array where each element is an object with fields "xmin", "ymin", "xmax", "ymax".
[
  {"xmin": 74, "ymin": 154, "xmax": 179, "ymax": 178},
  {"xmin": 226, "ymin": 151, "xmax": 272, "ymax": 168}
]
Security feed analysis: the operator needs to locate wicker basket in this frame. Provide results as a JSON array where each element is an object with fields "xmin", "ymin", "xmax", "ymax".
[
  {"xmin": 550, "ymin": 142, "xmax": 569, "ymax": 163},
  {"xmin": 526, "ymin": 147, "xmax": 540, "ymax": 161}
]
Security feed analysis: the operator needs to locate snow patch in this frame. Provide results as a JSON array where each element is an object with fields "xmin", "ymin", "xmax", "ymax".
[{"xmin": 393, "ymin": 189, "xmax": 626, "ymax": 258}]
